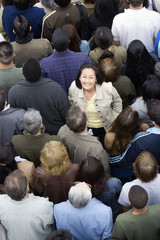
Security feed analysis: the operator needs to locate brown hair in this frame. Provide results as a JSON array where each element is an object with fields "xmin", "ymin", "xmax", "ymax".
[
  {"xmin": 40, "ymin": 141, "xmax": 71, "ymax": 176},
  {"xmin": 98, "ymin": 58, "xmax": 119, "ymax": 82},
  {"xmin": 133, "ymin": 151, "xmax": 159, "ymax": 182}
]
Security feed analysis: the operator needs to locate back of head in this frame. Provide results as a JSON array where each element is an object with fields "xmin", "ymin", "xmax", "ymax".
[
  {"xmin": 129, "ymin": 0, "xmax": 143, "ymax": 7},
  {"xmin": 147, "ymin": 99, "xmax": 160, "ymax": 127},
  {"xmin": 13, "ymin": 15, "xmax": 30, "ymax": 38},
  {"xmin": 22, "ymin": 108, "xmax": 42, "ymax": 135},
  {"xmin": 41, "ymin": 0, "xmax": 56, "ymax": 10},
  {"xmin": 40, "ymin": 141, "xmax": 70, "ymax": 175},
  {"xmin": 94, "ymin": 0, "xmax": 118, "ymax": 22},
  {"xmin": 68, "ymin": 182, "xmax": 92, "ymax": 208},
  {"xmin": 133, "ymin": 151, "xmax": 159, "ymax": 182},
  {"xmin": 46, "ymin": 229, "xmax": 72, "ymax": 240},
  {"xmin": 52, "ymin": 28, "xmax": 69, "ymax": 52},
  {"xmin": 0, "ymin": 41, "xmax": 13, "ymax": 65},
  {"xmin": 66, "ymin": 105, "xmax": 87, "ymax": 133},
  {"xmin": 23, "ymin": 58, "xmax": 42, "ymax": 82},
  {"xmin": 13, "ymin": 0, "xmax": 29, "ymax": 10},
  {"xmin": 54, "ymin": 0, "xmax": 71, "ymax": 7},
  {"xmin": 142, "ymin": 75, "xmax": 160, "ymax": 102},
  {"xmin": 128, "ymin": 185, "xmax": 148, "ymax": 209},
  {"xmin": 4, "ymin": 169, "xmax": 28, "ymax": 200},
  {"xmin": 77, "ymin": 156, "xmax": 106, "ymax": 197},
  {"xmin": 98, "ymin": 58, "xmax": 119, "ymax": 82},
  {"xmin": 94, "ymin": 27, "xmax": 113, "ymax": 50},
  {"xmin": 0, "ymin": 88, "xmax": 6, "ymax": 111}
]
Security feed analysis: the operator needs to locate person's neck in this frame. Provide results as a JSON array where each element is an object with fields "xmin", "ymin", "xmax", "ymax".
[
  {"xmin": 55, "ymin": 49, "xmax": 68, "ymax": 54},
  {"xmin": 154, "ymin": 123, "xmax": 160, "ymax": 129},
  {"xmin": 130, "ymin": 4, "xmax": 143, "ymax": 10},
  {"xmin": 131, "ymin": 206, "xmax": 147, "ymax": 215},
  {"xmin": 80, "ymin": 125, "xmax": 88, "ymax": 134},
  {"xmin": 21, "ymin": 193, "xmax": 28, "ymax": 201},
  {"xmin": 0, "ymin": 62, "xmax": 14, "ymax": 69},
  {"xmin": 27, "ymin": 130, "xmax": 42, "ymax": 136}
]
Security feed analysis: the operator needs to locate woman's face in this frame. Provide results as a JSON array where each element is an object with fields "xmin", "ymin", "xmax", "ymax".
[{"xmin": 79, "ymin": 68, "xmax": 97, "ymax": 91}]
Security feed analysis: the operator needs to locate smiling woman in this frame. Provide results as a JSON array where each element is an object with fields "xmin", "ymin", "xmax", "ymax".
[{"xmin": 69, "ymin": 63, "xmax": 122, "ymax": 145}]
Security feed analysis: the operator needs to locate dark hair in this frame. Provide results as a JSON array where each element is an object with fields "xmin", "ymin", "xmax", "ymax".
[
  {"xmin": 133, "ymin": 151, "xmax": 159, "ymax": 182},
  {"xmin": 84, "ymin": 0, "xmax": 95, "ymax": 2},
  {"xmin": 106, "ymin": 106, "xmax": 141, "ymax": 155},
  {"xmin": 62, "ymin": 24, "xmax": 81, "ymax": 52},
  {"xmin": 147, "ymin": 99, "xmax": 160, "ymax": 127},
  {"xmin": 129, "ymin": 185, "xmax": 148, "ymax": 209},
  {"xmin": 0, "ymin": 88, "xmax": 6, "ymax": 111},
  {"xmin": 143, "ymin": 0, "xmax": 149, "ymax": 7},
  {"xmin": 129, "ymin": 0, "xmax": 143, "ymax": 7},
  {"xmin": 54, "ymin": 0, "xmax": 71, "ymax": 7},
  {"xmin": 0, "ymin": 41, "xmax": 13, "ymax": 65},
  {"xmin": 13, "ymin": 0, "xmax": 29, "ymax": 10},
  {"xmin": 13, "ymin": 15, "xmax": 30, "ymax": 38},
  {"xmin": 126, "ymin": 40, "xmax": 155, "ymax": 95},
  {"xmin": 142, "ymin": 75, "xmax": 160, "ymax": 102},
  {"xmin": 94, "ymin": 0, "xmax": 118, "ymax": 25},
  {"xmin": 75, "ymin": 63, "xmax": 102, "ymax": 89},
  {"xmin": 76, "ymin": 156, "xmax": 107, "ymax": 197},
  {"xmin": 0, "ymin": 142, "xmax": 17, "ymax": 185},
  {"xmin": 98, "ymin": 58, "xmax": 119, "ymax": 82},
  {"xmin": 1, "ymin": 0, "xmax": 13, "ymax": 7},
  {"xmin": 66, "ymin": 105, "xmax": 87, "ymax": 133},
  {"xmin": 52, "ymin": 28, "xmax": 69, "ymax": 52},
  {"xmin": 4, "ymin": 169, "xmax": 28, "ymax": 200},
  {"xmin": 23, "ymin": 58, "xmax": 42, "ymax": 82},
  {"xmin": 94, "ymin": 27, "xmax": 113, "ymax": 50},
  {"xmin": 46, "ymin": 229, "xmax": 72, "ymax": 240}
]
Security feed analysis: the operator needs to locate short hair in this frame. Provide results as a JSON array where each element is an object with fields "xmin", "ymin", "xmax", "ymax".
[
  {"xmin": 66, "ymin": 105, "xmax": 87, "ymax": 133},
  {"xmin": 40, "ymin": 141, "xmax": 71, "ymax": 175},
  {"xmin": 76, "ymin": 156, "xmax": 107, "ymax": 197},
  {"xmin": 52, "ymin": 28, "xmax": 69, "ymax": 52},
  {"xmin": 147, "ymin": 99, "xmax": 160, "ymax": 126},
  {"xmin": 41, "ymin": 0, "xmax": 56, "ymax": 10},
  {"xmin": 54, "ymin": 0, "xmax": 71, "ymax": 7},
  {"xmin": 68, "ymin": 182, "xmax": 92, "ymax": 208},
  {"xmin": 22, "ymin": 108, "xmax": 42, "ymax": 135},
  {"xmin": 0, "ymin": 88, "xmax": 6, "ymax": 111},
  {"xmin": 94, "ymin": 27, "xmax": 113, "ymax": 49},
  {"xmin": 128, "ymin": 185, "xmax": 148, "ymax": 209},
  {"xmin": 4, "ymin": 169, "xmax": 28, "ymax": 201},
  {"xmin": 23, "ymin": 58, "xmax": 42, "ymax": 82},
  {"xmin": 98, "ymin": 58, "xmax": 119, "ymax": 83},
  {"xmin": 75, "ymin": 63, "xmax": 103, "ymax": 89},
  {"xmin": 129, "ymin": 0, "xmax": 143, "ymax": 7},
  {"xmin": 133, "ymin": 151, "xmax": 159, "ymax": 182},
  {"xmin": 13, "ymin": 0, "xmax": 29, "ymax": 10},
  {"xmin": 13, "ymin": 15, "xmax": 30, "ymax": 38},
  {"xmin": 46, "ymin": 229, "xmax": 72, "ymax": 240},
  {"xmin": 142, "ymin": 75, "xmax": 160, "ymax": 102},
  {"xmin": 0, "ymin": 41, "xmax": 13, "ymax": 65}
]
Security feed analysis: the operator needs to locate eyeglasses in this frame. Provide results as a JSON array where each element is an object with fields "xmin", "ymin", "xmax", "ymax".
[{"xmin": 73, "ymin": 181, "xmax": 91, "ymax": 189}]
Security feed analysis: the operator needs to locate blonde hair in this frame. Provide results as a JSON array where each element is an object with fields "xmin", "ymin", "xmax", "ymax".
[{"xmin": 40, "ymin": 141, "xmax": 71, "ymax": 176}]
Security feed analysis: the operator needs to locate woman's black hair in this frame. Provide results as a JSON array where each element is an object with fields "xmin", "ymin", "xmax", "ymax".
[{"xmin": 142, "ymin": 74, "xmax": 160, "ymax": 102}]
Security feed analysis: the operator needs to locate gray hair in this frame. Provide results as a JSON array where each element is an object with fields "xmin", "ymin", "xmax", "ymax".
[
  {"xmin": 68, "ymin": 182, "xmax": 92, "ymax": 208},
  {"xmin": 22, "ymin": 108, "xmax": 42, "ymax": 135},
  {"xmin": 41, "ymin": 0, "xmax": 56, "ymax": 10}
]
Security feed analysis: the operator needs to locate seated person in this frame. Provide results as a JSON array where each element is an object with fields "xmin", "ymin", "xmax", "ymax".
[
  {"xmin": 33, "ymin": 141, "xmax": 79, "ymax": 204},
  {"xmin": 12, "ymin": 108, "xmax": 60, "ymax": 167},
  {"xmin": 54, "ymin": 182, "xmax": 113, "ymax": 240}
]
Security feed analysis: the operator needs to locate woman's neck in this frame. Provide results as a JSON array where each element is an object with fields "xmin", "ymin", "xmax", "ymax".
[{"xmin": 83, "ymin": 87, "xmax": 96, "ymax": 100}]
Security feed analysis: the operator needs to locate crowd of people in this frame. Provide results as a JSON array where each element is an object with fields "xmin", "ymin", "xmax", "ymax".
[{"xmin": 0, "ymin": 0, "xmax": 160, "ymax": 239}]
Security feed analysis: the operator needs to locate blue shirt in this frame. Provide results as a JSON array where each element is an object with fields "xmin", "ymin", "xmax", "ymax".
[
  {"xmin": 40, "ymin": 50, "xmax": 91, "ymax": 94},
  {"xmin": 54, "ymin": 198, "xmax": 113, "ymax": 240}
]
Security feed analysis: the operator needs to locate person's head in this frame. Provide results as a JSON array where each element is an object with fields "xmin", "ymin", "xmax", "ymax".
[
  {"xmin": 133, "ymin": 151, "xmax": 159, "ymax": 182},
  {"xmin": 75, "ymin": 63, "xmax": 102, "ymax": 90},
  {"xmin": 13, "ymin": 0, "xmax": 29, "ymax": 10},
  {"xmin": 23, "ymin": 58, "xmax": 42, "ymax": 82},
  {"xmin": 98, "ymin": 58, "xmax": 119, "ymax": 82},
  {"xmin": 0, "ymin": 41, "xmax": 14, "ymax": 65},
  {"xmin": 0, "ymin": 142, "xmax": 17, "ymax": 185},
  {"xmin": 13, "ymin": 15, "xmax": 30, "ymax": 38},
  {"xmin": 66, "ymin": 105, "xmax": 87, "ymax": 133},
  {"xmin": 62, "ymin": 24, "xmax": 81, "ymax": 52},
  {"xmin": 129, "ymin": 185, "xmax": 148, "ymax": 209},
  {"xmin": 129, "ymin": 0, "xmax": 143, "ymax": 7},
  {"xmin": 68, "ymin": 182, "xmax": 92, "ymax": 208},
  {"xmin": 40, "ymin": 141, "xmax": 71, "ymax": 175},
  {"xmin": 147, "ymin": 99, "xmax": 160, "ymax": 127},
  {"xmin": 22, "ymin": 108, "xmax": 42, "ymax": 135},
  {"xmin": 46, "ymin": 230, "xmax": 72, "ymax": 240},
  {"xmin": 84, "ymin": 0, "xmax": 95, "ymax": 3},
  {"xmin": 94, "ymin": 27, "xmax": 113, "ymax": 50},
  {"xmin": 4, "ymin": 169, "xmax": 28, "ymax": 200},
  {"xmin": 54, "ymin": 0, "xmax": 70, "ymax": 7},
  {"xmin": 76, "ymin": 156, "xmax": 107, "ymax": 197},
  {"xmin": 1, "ymin": 0, "xmax": 13, "ymax": 7},
  {"xmin": 41, "ymin": 0, "xmax": 56, "ymax": 10},
  {"xmin": 142, "ymin": 75, "xmax": 160, "ymax": 102},
  {"xmin": 52, "ymin": 28, "xmax": 69, "ymax": 52},
  {"xmin": 0, "ymin": 88, "xmax": 6, "ymax": 111}
]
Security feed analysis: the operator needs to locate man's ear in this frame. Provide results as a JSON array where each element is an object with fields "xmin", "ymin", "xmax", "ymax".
[
  {"xmin": 29, "ymin": 26, "xmax": 32, "ymax": 31},
  {"xmin": 13, "ymin": 29, "xmax": 16, "ymax": 35}
]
